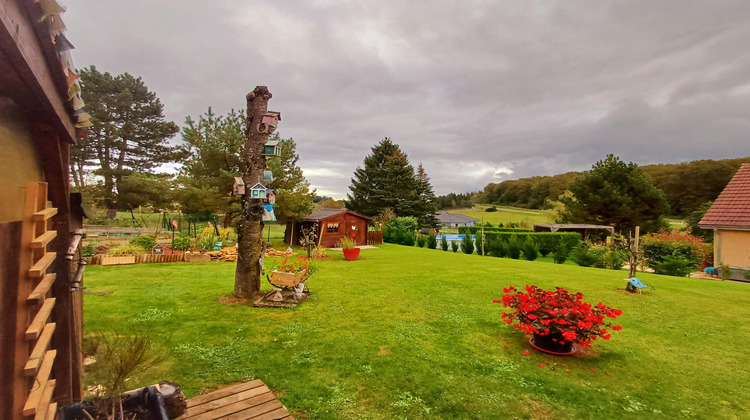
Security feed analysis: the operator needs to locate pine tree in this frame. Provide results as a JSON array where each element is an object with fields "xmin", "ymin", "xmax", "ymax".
[
  {"xmin": 76, "ymin": 66, "xmax": 182, "ymax": 212},
  {"xmin": 266, "ymin": 136, "xmax": 316, "ymax": 223},
  {"xmin": 347, "ymin": 138, "xmax": 438, "ymax": 227},
  {"xmin": 414, "ymin": 163, "xmax": 439, "ymax": 227}
]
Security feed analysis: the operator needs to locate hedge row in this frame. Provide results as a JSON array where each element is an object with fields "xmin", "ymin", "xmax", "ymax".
[
  {"xmin": 458, "ymin": 227, "xmax": 533, "ymax": 235},
  {"xmin": 476, "ymin": 232, "xmax": 581, "ymax": 255}
]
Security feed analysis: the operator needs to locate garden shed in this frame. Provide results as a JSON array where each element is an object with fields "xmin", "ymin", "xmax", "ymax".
[
  {"xmin": 285, "ymin": 208, "xmax": 372, "ymax": 248},
  {"xmin": 1, "ymin": 1, "xmax": 88, "ymax": 417},
  {"xmin": 436, "ymin": 212, "xmax": 479, "ymax": 228},
  {"xmin": 699, "ymin": 163, "xmax": 750, "ymax": 280}
]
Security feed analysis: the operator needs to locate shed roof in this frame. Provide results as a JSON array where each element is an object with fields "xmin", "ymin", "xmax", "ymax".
[
  {"xmin": 436, "ymin": 212, "xmax": 480, "ymax": 224},
  {"xmin": 303, "ymin": 208, "xmax": 372, "ymax": 222},
  {"xmin": 699, "ymin": 163, "xmax": 750, "ymax": 228}
]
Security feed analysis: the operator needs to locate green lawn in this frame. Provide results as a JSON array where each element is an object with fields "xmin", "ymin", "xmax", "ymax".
[
  {"xmin": 448, "ymin": 206, "xmax": 552, "ymax": 227},
  {"xmin": 83, "ymin": 244, "xmax": 750, "ymax": 419}
]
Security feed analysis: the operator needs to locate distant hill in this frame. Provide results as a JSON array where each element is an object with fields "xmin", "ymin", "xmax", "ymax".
[{"xmin": 475, "ymin": 156, "xmax": 750, "ymax": 217}]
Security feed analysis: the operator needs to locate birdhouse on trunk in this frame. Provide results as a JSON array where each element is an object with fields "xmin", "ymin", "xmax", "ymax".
[
  {"xmin": 232, "ymin": 177, "xmax": 246, "ymax": 196},
  {"xmin": 263, "ymin": 140, "xmax": 281, "ymax": 157},
  {"xmin": 249, "ymin": 183, "xmax": 268, "ymax": 199},
  {"xmin": 257, "ymin": 111, "xmax": 281, "ymax": 134},
  {"xmin": 267, "ymin": 191, "xmax": 276, "ymax": 205},
  {"xmin": 262, "ymin": 204, "xmax": 276, "ymax": 222},
  {"xmin": 264, "ymin": 170, "xmax": 274, "ymax": 183}
]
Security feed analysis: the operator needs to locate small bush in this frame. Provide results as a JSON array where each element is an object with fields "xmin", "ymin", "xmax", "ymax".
[
  {"xmin": 652, "ymin": 255, "xmax": 696, "ymax": 277},
  {"xmin": 451, "ymin": 241, "xmax": 459, "ymax": 252},
  {"xmin": 589, "ymin": 245, "xmax": 625, "ymax": 270},
  {"xmin": 571, "ymin": 244, "xmax": 598, "ymax": 267},
  {"xmin": 488, "ymin": 238, "xmax": 506, "ymax": 258},
  {"xmin": 553, "ymin": 244, "xmax": 568, "ymax": 264},
  {"xmin": 426, "ymin": 234, "xmax": 438, "ymax": 249},
  {"xmin": 440, "ymin": 236, "xmax": 449, "ymax": 251},
  {"xmin": 521, "ymin": 242, "xmax": 539, "ymax": 261},
  {"xmin": 461, "ymin": 235, "xmax": 474, "ymax": 254},
  {"xmin": 196, "ymin": 234, "xmax": 219, "ymax": 251},
  {"xmin": 506, "ymin": 239, "xmax": 521, "ymax": 259},
  {"xmin": 173, "ymin": 234, "xmax": 192, "ymax": 251},
  {"xmin": 129, "ymin": 234, "xmax": 156, "ymax": 251},
  {"xmin": 474, "ymin": 235, "xmax": 486, "ymax": 256},
  {"xmin": 485, "ymin": 206, "xmax": 498, "ymax": 212},
  {"xmin": 402, "ymin": 232, "xmax": 416, "ymax": 246},
  {"xmin": 416, "ymin": 235, "xmax": 427, "ymax": 248},
  {"xmin": 719, "ymin": 264, "xmax": 733, "ymax": 280},
  {"xmin": 82, "ymin": 242, "xmax": 96, "ymax": 257}
]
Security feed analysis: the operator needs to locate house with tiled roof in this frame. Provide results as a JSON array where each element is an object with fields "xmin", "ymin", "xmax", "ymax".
[
  {"xmin": 699, "ymin": 163, "xmax": 750, "ymax": 279},
  {"xmin": 436, "ymin": 212, "xmax": 480, "ymax": 228}
]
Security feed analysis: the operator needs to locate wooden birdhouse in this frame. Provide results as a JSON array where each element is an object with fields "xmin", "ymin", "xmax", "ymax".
[
  {"xmin": 257, "ymin": 111, "xmax": 281, "ymax": 134},
  {"xmin": 264, "ymin": 170, "xmax": 274, "ymax": 183},
  {"xmin": 263, "ymin": 140, "xmax": 281, "ymax": 157},
  {"xmin": 232, "ymin": 177, "xmax": 246, "ymax": 195},
  {"xmin": 249, "ymin": 183, "xmax": 267, "ymax": 199},
  {"xmin": 262, "ymin": 204, "xmax": 276, "ymax": 222}
]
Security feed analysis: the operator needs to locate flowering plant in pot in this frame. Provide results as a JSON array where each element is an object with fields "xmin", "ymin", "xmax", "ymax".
[
  {"xmin": 339, "ymin": 237, "xmax": 360, "ymax": 261},
  {"xmin": 270, "ymin": 255, "xmax": 317, "ymax": 287},
  {"xmin": 494, "ymin": 285, "xmax": 623, "ymax": 354}
]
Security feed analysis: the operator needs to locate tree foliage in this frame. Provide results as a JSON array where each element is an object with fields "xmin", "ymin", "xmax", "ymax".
[
  {"xmin": 266, "ymin": 136, "xmax": 316, "ymax": 223},
  {"xmin": 347, "ymin": 138, "xmax": 438, "ymax": 227},
  {"xmin": 75, "ymin": 66, "xmax": 182, "ymax": 210},
  {"xmin": 559, "ymin": 154, "xmax": 669, "ymax": 233}
]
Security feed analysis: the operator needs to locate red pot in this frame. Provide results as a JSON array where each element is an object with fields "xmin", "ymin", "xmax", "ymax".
[{"xmin": 342, "ymin": 248, "xmax": 360, "ymax": 261}]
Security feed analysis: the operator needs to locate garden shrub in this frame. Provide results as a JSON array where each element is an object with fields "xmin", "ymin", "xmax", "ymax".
[
  {"xmin": 129, "ymin": 234, "xmax": 156, "ymax": 251},
  {"xmin": 440, "ymin": 236, "xmax": 449, "ymax": 251},
  {"xmin": 416, "ymin": 235, "xmax": 427, "ymax": 248},
  {"xmin": 506, "ymin": 239, "xmax": 521, "ymax": 259},
  {"xmin": 426, "ymin": 234, "xmax": 438, "ymax": 249},
  {"xmin": 521, "ymin": 241, "xmax": 539, "ymax": 261},
  {"xmin": 459, "ymin": 227, "xmax": 532, "ymax": 235},
  {"xmin": 553, "ymin": 244, "xmax": 568, "ymax": 264},
  {"xmin": 588, "ymin": 245, "xmax": 625, "ymax": 270},
  {"xmin": 82, "ymin": 242, "xmax": 96, "ymax": 257},
  {"xmin": 384, "ymin": 217, "xmax": 418, "ymax": 244},
  {"xmin": 451, "ymin": 241, "xmax": 459, "ymax": 252},
  {"xmin": 719, "ymin": 264, "xmax": 733, "ymax": 280},
  {"xmin": 474, "ymin": 235, "xmax": 486, "ymax": 255},
  {"xmin": 488, "ymin": 238, "xmax": 506, "ymax": 258},
  {"xmin": 641, "ymin": 230, "xmax": 710, "ymax": 272},
  {"xmin": 196, "ymin": 234, "xmax": 219, "ymax": 251},
  {"xmin": 652, "ymin": 254, "xmax": 697, "ymax": 277},
  {"xmin": 461, "ymin": 235, "xmax": 474, "ymax": 254},
  {"xmin": 571, "ymin": 243, "xmax": 598, "ymax": 267},
  {"xmin": 173, "ymin": 234, "xmax": 192, "ymax": 251},
  {"xmin": 485, "ymin": 206, "xmax": 498, "ymax": 212},
  {"xmin": 402, "ymin": 231, "xmax": 416, "ymax": 246}
]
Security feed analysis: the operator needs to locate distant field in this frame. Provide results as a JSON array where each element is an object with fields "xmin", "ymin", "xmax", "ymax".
[{"xmin": 446, "ymin": 205, "xmax": 552, "ymax": 227}]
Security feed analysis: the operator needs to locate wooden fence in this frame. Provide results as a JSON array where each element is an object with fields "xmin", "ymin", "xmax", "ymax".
[
  {"xmin": 88, "ymin": 253, "xmax": 187, "ymax": 266},
  {"xmin": 367, "ymin": 230, "xmax": 383, "ymax": 245}
]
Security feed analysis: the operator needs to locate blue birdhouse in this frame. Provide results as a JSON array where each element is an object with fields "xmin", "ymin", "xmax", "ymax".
[
  {"xmin": 249, "ymin": 183, "xmax": 267, "ymax": 199},
  {"xmin": 264, "ymin": 170, "xmax": 274, "ymax": 183},
  {"xmin": 262, "ymin": 204, "xmax": 276, "ymax": 222}
]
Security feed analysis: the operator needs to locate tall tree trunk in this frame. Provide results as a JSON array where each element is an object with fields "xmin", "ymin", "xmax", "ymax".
[{"xmin": 234, "ymin": 86, "xmax": 273, "ymax": 299}]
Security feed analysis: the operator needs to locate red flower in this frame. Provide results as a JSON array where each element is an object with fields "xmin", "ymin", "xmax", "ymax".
[
  {"xmin": 611, "ymin": 325, "xmax": 622, "ymax": 331},
  {"xmin": 492, "ymin": 299, "xmax": 500, "ymax": 303},
  {"xmin": 538, "ymin": 363, "xmax": 543, "ymax": 367},
  {"xmin": 523, "ymin": 350, "xmax": 529, "ymax": 356}
]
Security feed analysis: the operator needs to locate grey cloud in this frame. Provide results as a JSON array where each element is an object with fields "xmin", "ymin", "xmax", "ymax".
[{"xmin": 64, "ymin": 0, "xmax": 750, "ymax": 198}]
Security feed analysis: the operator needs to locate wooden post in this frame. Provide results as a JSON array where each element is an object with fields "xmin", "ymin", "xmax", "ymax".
[{"xmin": 234, "ymin": 87, "xmax": 273, "ymax": 298}]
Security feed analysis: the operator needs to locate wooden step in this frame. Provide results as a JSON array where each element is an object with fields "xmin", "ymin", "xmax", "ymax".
[
  {"xmin": 33, "ymin": 379, "xmax": 56, "ymax": 420},
  {"xmin": 25, "ymin": 298, "xmax": 55, "ymax": 340},
  {"xmin": 31, "ymin": 230, "xmax": 57, "ymax": 249},
  {"xmin": 22, "ymin": 350, "xmax": 56, "ymax": 416},
  {"xmin": 33, "ymin": 207, "xmax": 57, "ymax": 221},
  {"xmin": 29, "ymin": 252, "xmax": 56, "ymax": 278},
  {"xmin": 27, "ymin": 274, "xmax": 56, "ymax": 304},
  {"xmin": 25, "ymin": 323, "xmax": 56, "ymax": 376}
]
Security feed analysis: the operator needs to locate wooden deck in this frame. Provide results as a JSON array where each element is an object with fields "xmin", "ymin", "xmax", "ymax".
[{"xmin": 178, "ymin": 380, "xmax": 293, "ymax": 420}]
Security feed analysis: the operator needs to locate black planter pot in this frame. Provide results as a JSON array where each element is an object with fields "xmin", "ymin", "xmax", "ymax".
[
  {"xmin": 58, "ymin": 386, "xmax": 169, "ymax": 420},
  {"xmin": 531, "ymin": 332, "xmax": 576, "ymax": 355}
]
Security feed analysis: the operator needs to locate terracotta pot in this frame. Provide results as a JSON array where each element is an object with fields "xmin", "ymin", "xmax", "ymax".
[
  {"xmin": 530, "ymin": 332, "xmax": 576, "ymax": 355},
  {"xmin": 342, "ymin": 248, "xmax": 360, "ymax": 261}
]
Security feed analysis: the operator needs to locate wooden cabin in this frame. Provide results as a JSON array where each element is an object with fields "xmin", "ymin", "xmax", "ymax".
[
  {"xmin": 285, "ymin": 208, "xmax": 372, "ymax": 248},
  {"xmin": 1, "ymin": 1, "xmax": 88, "ymax": 418}
]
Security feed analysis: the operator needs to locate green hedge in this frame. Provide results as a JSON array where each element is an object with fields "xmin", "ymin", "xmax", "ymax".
[
  {"xmin": 458, "ymin": 227, "xmax": 533, "ymax": 235},
  {"xmin": 474, "ymin": 231, "xmax": 580, "ymax": 255}
]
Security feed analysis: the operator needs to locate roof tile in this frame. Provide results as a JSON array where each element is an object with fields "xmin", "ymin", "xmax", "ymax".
[{"xmin": 699, "ymin": 163, "xmax": 750, "ymax": 228}]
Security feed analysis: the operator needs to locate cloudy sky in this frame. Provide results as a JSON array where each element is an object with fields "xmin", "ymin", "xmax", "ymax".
[{"xmin": 63, "ymin": 1, "xmax": 750, "ymax": 198}]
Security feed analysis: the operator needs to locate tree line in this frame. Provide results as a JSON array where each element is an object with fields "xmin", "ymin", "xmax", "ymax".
[
  {"xmin": 72, "ymin": 66, "xmax": 315, "ymax": 226},
  {"xmin": 470, "ymin": 157, "xmax": 750, "ymax": 217}
]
